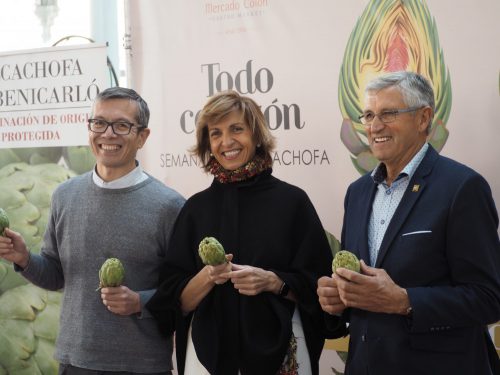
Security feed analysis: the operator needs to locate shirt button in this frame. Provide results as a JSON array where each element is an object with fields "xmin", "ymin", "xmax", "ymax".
[
  {"xmin": 380, "ymin": 220, "xmax": 385, "ymax": 224},
  {"xmin": 361, "ymin": 334, "xmax": 366, "ymax": 342},
  {"xmin": 386, "ymin": 190, "xmax": 391, "ymax": 195}
]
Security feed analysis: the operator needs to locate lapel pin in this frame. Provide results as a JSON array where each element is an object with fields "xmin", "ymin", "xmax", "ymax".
[{"xmin": 412, "ymin": 184, "xmax": 420, "ymax": 192}]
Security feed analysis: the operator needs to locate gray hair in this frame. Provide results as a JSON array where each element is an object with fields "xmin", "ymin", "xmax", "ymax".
[
  {"xmin": 365, "ymin": 71, "xmax": 435, "ymax": 133},
  {"xmin": 92, "ymin": 87, "xmax": 150, "ymax": 127}
]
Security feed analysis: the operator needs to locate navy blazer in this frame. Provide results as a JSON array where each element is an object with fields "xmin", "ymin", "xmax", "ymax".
[{"xmin": 341, "ymin": 145, "xmax": 500, "ymax": 374}]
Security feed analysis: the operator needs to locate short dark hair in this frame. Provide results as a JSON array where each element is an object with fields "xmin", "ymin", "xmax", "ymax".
[{"xmin": 92, "ymin": 87, "xmax": 150, "ymax": 127}]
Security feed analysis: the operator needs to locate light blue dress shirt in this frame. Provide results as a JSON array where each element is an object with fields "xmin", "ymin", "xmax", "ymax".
[{"xmin": 368, "ymin": 143, "xmax": 429, "ymax": 266}]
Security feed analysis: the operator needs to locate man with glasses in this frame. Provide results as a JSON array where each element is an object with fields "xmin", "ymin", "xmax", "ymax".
[
  {"xmin": 0, "ymin": 87, "xmax": 185, "ymax": 374},
  {"xmin": 317, "ymin": 71, "xmax": 500, "ymax": 374}
]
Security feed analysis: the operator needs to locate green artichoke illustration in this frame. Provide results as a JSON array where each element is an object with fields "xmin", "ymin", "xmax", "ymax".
[
  {"xmin": 62, "ymin": 146, "xmax": 96, "ymax": 175},
  {"xmin": 325, "ymin": 230, "xmax": 341, "ymax": 257},
  {"xmin": 339, "ymin": 0, "xmax": 452, "ymax": 174},
  {"xmin": 0, "ymin": 163, "xmax": 75, "ymax": 294},
  {"xmin": 0, "ymin": 148, "xmax": 62, "ymax": 170},
  {"xmin": 0, "ymin": 160, "xmax": 73, "ymax": 374},
  {"xmin": 332, "ymin": 250, "xmax": 361, "ymax": 274},
  {"xmin": 0, "ymin": 284, "xmax": 61, "ymax": 374},
  {"xmin": 97, "ymin": 258, "xmax": 125, "ymax": 290},
  {"xmin": 0, "ymin": 152, "xmax": 84, "ymax": 374},
  {"xmin": 0, "ymin": 146, "xmax": 95, "ymax": 176},
  {"xmin": 0, "ymin": 208, "xmax": 9, "ymax": 237},
  {"xmin": 198, "ymin": 237, "xmax": 226, "ymax": 266}
]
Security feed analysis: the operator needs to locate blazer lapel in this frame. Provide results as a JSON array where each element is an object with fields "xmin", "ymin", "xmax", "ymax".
[
  {"xmin": 358, "ymin": 180, "xmax": 377, "ymax": 265},
  {"xmin": 375, "ymin": 146, "xmax": 439, "ymax": 267}
]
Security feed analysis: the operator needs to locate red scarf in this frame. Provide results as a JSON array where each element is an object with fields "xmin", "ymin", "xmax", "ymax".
[{"xmin": 208, "ymin": 154, "xmax": 273, "ymax": 184}]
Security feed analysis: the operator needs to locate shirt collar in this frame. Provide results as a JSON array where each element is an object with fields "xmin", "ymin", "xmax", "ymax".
[
  {"xmin": 371, "ymin": 143, "xmax": 429, "ymax": 185},
  {"xmin": 92, "ymin": 160, "xmax": 148, "ymax": 189}
]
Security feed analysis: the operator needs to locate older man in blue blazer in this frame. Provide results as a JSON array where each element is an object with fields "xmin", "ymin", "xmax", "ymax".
[{"xmin": 318, "ymin": 71, "xmax": 500, "ymax": 374}]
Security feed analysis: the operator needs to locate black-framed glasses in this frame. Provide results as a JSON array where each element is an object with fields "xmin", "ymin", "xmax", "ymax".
[
  {"xmin": 87, "ymin": 118, "xmax": 143, "ymax": 135},
  {"xmin": 358, "ymin": 106, "xmax": 423, "ymax": 126}
]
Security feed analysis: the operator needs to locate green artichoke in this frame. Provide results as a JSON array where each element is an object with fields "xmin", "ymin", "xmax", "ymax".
[
  {"xmin": 62, "ymin": 146, "xmax": 96, "ymax": 175},
  {"xmin": 0, "ymin": 163, "xmax": 75, "ymax": 294},
  {"xmin": 0, "ymin": 208, "xmax": 8, "ymax": 237},
  {"xmin": 332, "ymin": 250, "xmax": 360, "ymax": 274},
  {"xmin": 0, "ymin": 148, "xmax": 63, "ymax": 170},
  {"xmin": 97, "ymin": 258, "xmax": 125, "ymax": 290},
  {"xmin": 0, "ymin": 161, "xmax": 72, "ymax": 374},
  {"xmin": 198, "ymin": 237, "xmax": 226, "ymax": 266},
  {"xmin": 338, "ymin": 0, "xmax": 452, "ymax": 175},
  {"xmin": 0, "ymin": 284, "xmax": 61, "ymax": 374},
  {"xmin": 0, "ymin": 145, "xmax": 93, "ymax": 374},
  {"xmin": 0, "ymin": 146, "xmax": 95, "ymax": 176}
]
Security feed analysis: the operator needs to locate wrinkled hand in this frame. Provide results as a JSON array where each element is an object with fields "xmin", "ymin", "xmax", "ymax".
[
  {"xmin": 206, "ymin": 254, "xmax": 233, "ymax": 285},
  {"xmin": 335, "ymin": 260, "xmax": 409, "ymax": 314},
  {"xmin": 101, "ymin": 285, "xmax": 141, "ymax": 315},
  {"xmin": 317, "ymin": 275, "xmax": 346, "ymax": 315},
  {"xmin": 225, "ymin": 263, "xmax": 278, "ymax": 296},
  {"xmin": 0, "ymin": 228, "xmax": 30, "ymax": 268}
]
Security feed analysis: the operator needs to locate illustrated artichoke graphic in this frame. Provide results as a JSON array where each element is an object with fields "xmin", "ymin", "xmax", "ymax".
[
  {"xmin": 0, "ymin": 146, "xmax": 94, "ymax": 374},
  {"xmin": 0, "ymin": 148, "xmax": 62, "ymax": 170},
  {"xmin": 0, "ymin": 163, "xmax": 75, "ymax": 294},
  {"xmin": 339, "ymin": 0, "xmax": 452, "ymax": 174},
  {"xmin": 0, "ymin": 146, "xmax": 95, "ymax": 175},
  {"xmin": 198, "ymin": 237, "xmax": 226, "ymax": 266},
  {"xmin": 62, "ymin": 146, "xmax": 96, "ymax": 175},
  {"xmin": 0, "ymin": 284, "xmax": 61, "ymax": 375},
  {"xmin": 97, "ymin": 258, "xmax": 125, "ymax": 290}
]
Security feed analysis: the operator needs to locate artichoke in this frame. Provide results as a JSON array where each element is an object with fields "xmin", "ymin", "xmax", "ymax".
[
  {"xmin": 198, "ymin": 237, "xmax": 226, "ymax": 266},
  {"xmin": 0, "ymin": 148, "xmax": 63, "ymax": 170},
  {"xmin": 97, "ymin": 258, "xmax": 125, "ymax": 290},
  {"xmin": 338, "ymin": 0, "xmax": 452, "ymax": 175},
  {"xmin": 0, "ymin": 160, "xmax": 74, "ymax": 374},
  {"xmin": 0, "ymin": 143, "xmax": 94, "ymax": 374},
  {"xmin": 0, "ymin": 146, "xmax": 95, "ymax": 176},
  {"xmin": 0, "ymin": 284, "xmax": 61, "ymax": 374},
  {"xmin": 0, "ymin": 163, "xmax": 75, "ymax": 294},
  {"xmin": 0, "ymin": 208, "xmax": 8, "ymax": 237},
  {"xmin": 332, "ymin": 250, "xmax": 360, "ymax": 274},
  {"xmin": 62, "ymin": 146, "xmax": 96, "ymax": 175}
]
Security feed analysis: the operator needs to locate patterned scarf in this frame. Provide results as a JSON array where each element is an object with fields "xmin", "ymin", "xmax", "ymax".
[
  {"xmin": 279, "ymin": 334, "xmax": 299, "ymax": 375},
  {"xmin": 208, "ymin": 154, "xmax": 273, "ymax": 184}
]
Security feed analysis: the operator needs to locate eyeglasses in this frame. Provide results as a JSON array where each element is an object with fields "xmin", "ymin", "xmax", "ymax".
[
  {"xmin": 358, "ymin": 107, "xmax": 423, "ymax": 126},
  {"xmin": 87, "ymin": 118, "xmax": 143, "ymax": 135}
]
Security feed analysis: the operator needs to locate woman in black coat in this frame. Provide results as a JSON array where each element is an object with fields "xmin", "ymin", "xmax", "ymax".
[{"xmin": 147, "ymin": 90, "xmax": 345, "ymax": 375}]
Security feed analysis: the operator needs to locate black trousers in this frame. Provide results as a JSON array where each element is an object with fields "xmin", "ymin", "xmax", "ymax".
[{"xmin": 58, "ymin": 364, "xmax": 173, "ymax": 375}]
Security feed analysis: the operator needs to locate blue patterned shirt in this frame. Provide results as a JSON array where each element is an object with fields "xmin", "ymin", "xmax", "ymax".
[{"xmin": 368, "ymin": 143, "xmax": 429, "ymax": 266}]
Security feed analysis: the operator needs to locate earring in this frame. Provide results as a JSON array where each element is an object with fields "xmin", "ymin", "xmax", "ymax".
[
  {"xmin": 257, "ymin": 143, "xmax": 261, "ymax": 148},
  {"xmin": 210, "ymin": 152, "xmax": 213, "ymax": 156}
]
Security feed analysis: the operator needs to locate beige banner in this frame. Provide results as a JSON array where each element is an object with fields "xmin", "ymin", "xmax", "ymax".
[
  {"xmin": 127, "ymin": 0, "xmax": 500, "ymax": 371},
  {"xmin": 0, "ymin": 44, "xmax": 108, "ymax": 148}
]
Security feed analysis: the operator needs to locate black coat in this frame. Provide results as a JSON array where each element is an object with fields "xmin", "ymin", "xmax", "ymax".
[{"xmin": 147, "ymin": 170, "xmax": 345, "ymax": 375}]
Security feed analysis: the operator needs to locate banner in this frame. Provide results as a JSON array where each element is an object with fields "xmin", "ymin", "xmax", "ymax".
[
  {"xmin": 0, "ymin": 43, "xmax": 108, "ymax": 374},
  {"xmin": 0, "ymin": 43, "xmax": 108, "ymax": 148},
  {"xmin": 128, "ymin": 0, "xmax": 500, "ymax": 372}
]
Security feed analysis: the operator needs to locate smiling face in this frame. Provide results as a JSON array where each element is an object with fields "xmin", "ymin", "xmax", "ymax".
[
  {"xmin": 89, "ymin": 98, "xmax": 150, "ymax": 181},
  {"xmin": 364, "ymin": 86, "xmax": 430, "ymax": 182},
  {"xmin": 207, "ymin": 110, "xmax": 257, "ymax": 171}
]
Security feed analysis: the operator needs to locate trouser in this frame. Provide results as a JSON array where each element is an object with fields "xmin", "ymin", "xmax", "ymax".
[{"xmin": 58, "ymin": 364, "xmax": 173, "ymax": 375}]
